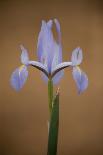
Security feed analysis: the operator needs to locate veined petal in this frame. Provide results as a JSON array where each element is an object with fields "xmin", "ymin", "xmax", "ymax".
[
  {"xmin": 20, "ymin": 45, "xmax": 29, "ymax": 65},
  {"xmin": 51, "ymin": 19, "xmax": 63, "ymax": 78},
  {"xmin": 51, "ymin": 41, "xmax": 61, "ymax": 72},
  {"xmin": 28, "ymin": 61, "xmax": 49, "ymax": 77},
  {"xmin": 72, "ymin": 67, "xmax": 88, "ymax": 94},
  {"xmin": 37, "ymin": 20, "xmax": 54, "ymax": 73},
  {"xmin": 54, "ymin": 19, "xmax": 62, "ymax": 63},
  {"xmin": 54, "ymin": 19, "xmax": 61, "ymax": 43},
  {"xmin": 41, "ymin": 69, "xmax": 64, "ymax": 85},
  {"xmin": 47, "ymin": 20, "xmax": 53, "ymax": 28},
  {"xmin": 71, "ymin": 47, "xmax": 83, "ymax": 66},
  {"xmin": 10, "ymin": 65, "xmax": 28, "ymax": 91},
  {"xmin": 51, "ymin": 62, "xmax": 72, "ymax": 78}
]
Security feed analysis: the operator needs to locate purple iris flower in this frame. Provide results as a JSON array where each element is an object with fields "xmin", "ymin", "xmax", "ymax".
[{"xmin": 10, "ymin": 19, "xmax": 88, "ymax": 93}]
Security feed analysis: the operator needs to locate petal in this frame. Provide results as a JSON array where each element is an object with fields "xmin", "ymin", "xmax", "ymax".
[
  {"xmin": 28, "ymin": 61, "xmax": 49, "ymax": 77},
  {"xmin": 47, "ymin": 20, "xmax": 53, "ymax": 28},
  {"xmin": 72, "ymin": 67, "xmax": 88, "ymax": 94},
  {"xmin": 37, "ymin": 20, "xmax": 54, "ymax": 73},
  {"xmin": 20, "ymin": 45, "xmax": 29, "ymax": 65},
  {"xmin": 41, "ymin": 68, "xmax": 64, "ymax": 85},
  {"xmin": 52, "ymin": 70, "xmax": 64, "ymax": 85},
  {"xmin": 54, "ymin": 19, "xmax": 62, "ymax": 63},
  {"xmin": 51, "ymin": 19, "xmax": 63, "ymax": 74},
  {"xmin": 71, "ymin": 47, "xmax": 83, "ymax": 66},
  {"xmin": 51, "ymin": 62, "xmax": 72, "ymax": 78},
  {"xmin": 10, "ymin": 65, "xmax": 28, "ymax": 91},
  {"xmin": 51, "ymin": 41, "xmax": 61, "ymax": 72},
  {"xmin": 54, "ymin": 19, "xmax": 61, "ymax": 43}
]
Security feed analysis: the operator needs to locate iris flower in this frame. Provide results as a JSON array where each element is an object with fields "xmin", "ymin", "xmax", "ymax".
[{"xmin": 10, "ymin": 19, "xmax": 88, "ymax": 93}]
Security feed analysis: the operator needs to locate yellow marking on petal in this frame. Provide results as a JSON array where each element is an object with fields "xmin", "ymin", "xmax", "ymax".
[
  {"xmin": 76, "ymin": 66, "xmax": 80, "ymax": 71},
  {"xmin": 19, "ymin": 65, "xmax": 25, "ymax": 71},
  {"xmin": 76, "ymin": 66, "xmax": 82, "ymax": 75}
]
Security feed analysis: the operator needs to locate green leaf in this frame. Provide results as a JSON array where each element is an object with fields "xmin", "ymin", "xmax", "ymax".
[{"xmin": 47, "ymin": 91, "xmax": 59, "ymax": 155}]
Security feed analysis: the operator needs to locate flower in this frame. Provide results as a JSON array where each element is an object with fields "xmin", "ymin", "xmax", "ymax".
[
  {"xmin": 71, "ymin": 47, "xmax": 88, "ymax": 93},
  {"xmin": 10, "ymin": 19, "xmax": 88, "ymax": 93}
]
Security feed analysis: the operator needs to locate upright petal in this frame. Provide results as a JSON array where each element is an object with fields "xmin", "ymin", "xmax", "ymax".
[
  {"xmin": 51, "ymin": 42, "xmax": 61, "ymax": 72},
  {"xmin": 71, "ymin": 47, "xmax": 83, "ymax": 66},
  {"xmin": 10, "ymin": 65, "xmax": 28, "ymax": 91},
  {"xmin": 20, "ymin": 45, "xmax": 29, "ymax": 65},
  {"xmin": 72, "ymin": 67, "xmax": 88, "ymax": 94},
  {"xmin": 37, "ymin": 20, "xmax": 54, "ymax": 73},
  {"xmin": 51, "ymin": 19, "xmax": 63, "ymax": 83},
  {"xmin": 51, "ymin": 42, "xmax": 64, "ymax": 83},
  {"xmin": 47, "ymin": 20, "xmax": 53, "ymax": 29},
  {"xmin": 54, "ymin": 19, "xmax": 61, "ymax": 43},
  {"xmin": 54, "ymin": 19, "xmax": 62, "ymax": 63}
]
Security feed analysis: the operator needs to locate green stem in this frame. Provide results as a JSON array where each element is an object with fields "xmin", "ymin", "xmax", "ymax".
[
  {"xmin": 48, "ymin": 79, "xmax": 53, "ymax": 115},
  {"xmin": 47, "ymin": 91, "xmax": 59, "ymax": 155}
]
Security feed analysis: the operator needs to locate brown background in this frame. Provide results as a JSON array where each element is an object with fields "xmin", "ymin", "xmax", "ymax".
[{"xmin": 0, "ymin": 0, "xmax": 103, "ymax": 155}]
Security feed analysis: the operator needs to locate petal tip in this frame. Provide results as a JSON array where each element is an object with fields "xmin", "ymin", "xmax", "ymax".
[
  {"xmin": 72, "ymin": 67, "xmax": 88, "ymax": 94},
  {"xmin": 10, "ymin": 66, "xmax": 28, "ymax": 91}
]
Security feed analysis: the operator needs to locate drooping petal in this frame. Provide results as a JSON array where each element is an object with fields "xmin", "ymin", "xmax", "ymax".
[
  {"xmin": 51, "ymin": 62, "xmax": 72, "ymax": 78},
  {"xmin": 37, "ymin": 20, "xmax": 54, "ymax": 73},
  {"xmin": 28, "ymin": 61, "xmax": 49, "ymax": 77},
  {"xmin": 10, "ymin": 65, "xmax": 28, "ymax": 91},
  {"xmin": 72, "ymin": 67, "xmax": 88, "ymax": 94},
  {"xmin": 71, "ymin": 47, "xmax": 83, "ymax": 66},
  {"xmin": 20, "ymin": 45, "xmax": 29, "ymax": 65}
]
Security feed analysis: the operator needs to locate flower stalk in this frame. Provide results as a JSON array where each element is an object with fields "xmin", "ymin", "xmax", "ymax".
[
  {"xmin": 47, "ymin": 88, "xmax": 59, "ymax": 155},
  {"xmin": 48, "ymin": 79, "xmax": 53, "ymax": 114}
]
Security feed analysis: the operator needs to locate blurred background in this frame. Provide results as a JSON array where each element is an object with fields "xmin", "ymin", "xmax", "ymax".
[{"xmin": 0, "ymin": 0, "xmax": 103, "ymax": 154}]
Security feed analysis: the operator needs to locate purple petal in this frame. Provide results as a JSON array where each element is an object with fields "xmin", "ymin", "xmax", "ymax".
[
  {"xmin": 37, "ymin": 20, "xmax": 54, "ymax": 73},
  {"xmin": 10, "ymin": 65, "xmax": 28, "ymax": 91},
  {"xmin": 47, "ymin": 20, "xmax": 53, "ymax": 28},
  {"xmin": 52, "ymin": 62, "xmax": 72, "ymax": 77},
  {"xmin": 54, "ymin": 19, "xmax": 62, "ymax": 63},
  {"xmin": 72, "ymin": 67, "xmax": 88, "ymax": 94},
  {"xmin": 71, "ymin": 47, "xmax": 83, "ymax": 66},
  {"xmin": 41, "ymin": 71, "xmax": 64, "ymax": 85},
  {"xmin": 28, "ymin": 60, "xmax": 48, "ymax": 77},
  {"xmin": 52, "ymin": 71, "xmax": 64, "ymax": 84},
  {"xmin": 51, "ymin": 19, "xmax": 63, "ymax": 73},
  {"xmin": 20, "ymin": 45, "xmax": 29, "ymax": 65},
  {"xmin": 51, "ymin": 41, "xmax": 61, "ymax": 72},
  {"xmin": 54, "ymin": 19, "xmax": 61, "ymax": 42}
]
